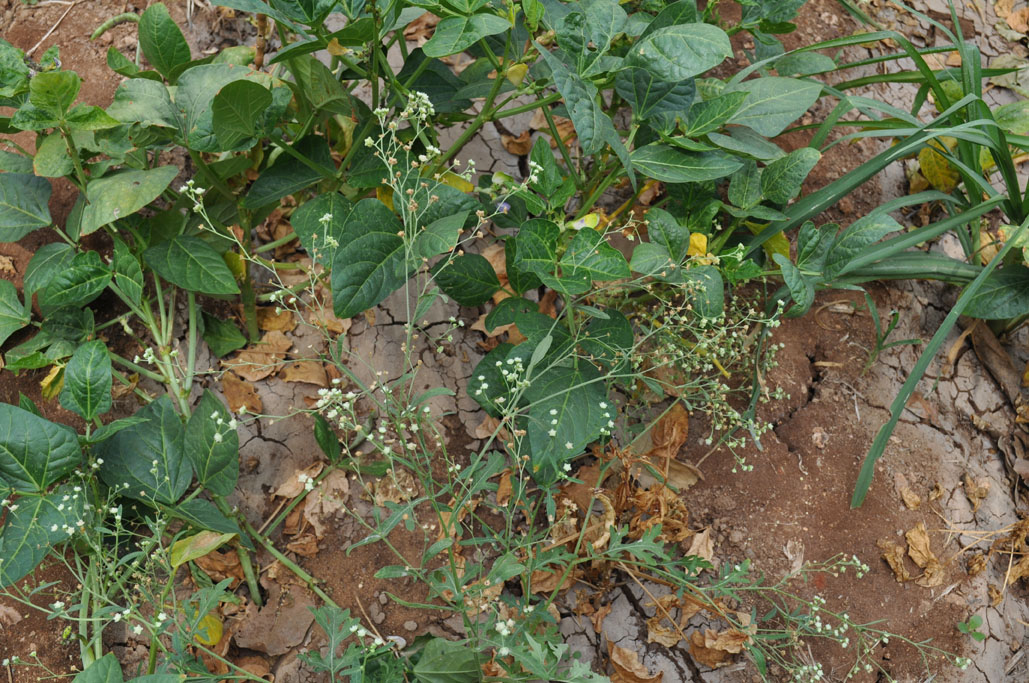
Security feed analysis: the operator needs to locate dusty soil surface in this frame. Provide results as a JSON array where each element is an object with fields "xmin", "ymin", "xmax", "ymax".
[{"xmin": 3, "ymin": 0, "xmax": 1029, "ymax": 682}]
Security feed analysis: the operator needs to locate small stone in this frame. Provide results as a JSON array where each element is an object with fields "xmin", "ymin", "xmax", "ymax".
[
  {"xmin": 378, "ymin": 592, "xmax": 388, "ymax": 605},
  {"xmin": 373, "ymin": 611, "xmax": 386, "ymax": 625},
  {"xmin": 404, "ymin": 620, "xmax": 418, "ymax": 632}
]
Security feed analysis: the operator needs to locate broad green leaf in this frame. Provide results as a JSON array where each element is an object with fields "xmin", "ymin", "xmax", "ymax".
[
  {"xmin": 728, "ymin": 160, "xmax": 762, "ymax": 209},
  {"xmin": 64, "ymin": 105, "xmax": 120, "ymax": 131},
  {"xmin": 529, "ymin": 135, "xmax": 563, "ymax": 196},
  {"xmin": 314, "ymin": 414, "xmax": 341, "ymax": 461},
  {"xmin": 415, "ymin": 211, "xmax": 467, "ymax": 259},
  {"xmin": 41, "ymin": 308, "xmax": 94, "ymax": 344},
  {"xmin": 796, "ymin": 220, "xmax": 836, "ymax": 271},
  {"xmin": 84, "ymin": 417, "xmax": 148, "ymax": 445},
  {"xmin": 684, "ymin": 265, "xmax": 724, "ymax": 318},
  {"xmin": 761, "ymin": 147, "xmax": 821, "ymax": 204},
  {"xmin": 433, "ymin": 254, "xmax": 501, "ymax": 306},
  {"xmin": 80, "ymin": 166, "xmax": 178, "ymax": 235},
  {"xmin": 330, "ymin": 199, "xmax": 407, "ymax": 319},
  {"xmin": 680, "ymin": 91, "xmax": 748, "ymax": 137},
  {"xmin": 580, "ymin": 309, "xmax": 633, "ymax": 368},
  {"xmin": 707, "ymin": 127, "xmax": 784, "ymax": 161},
  {"xmin": 24, "ymin": 243, "xmax": 73, "ymax": 296},
  {"xmin": 525, "ymin": 361, "xmax": 606, "ymax": 480},
  {"xmin": 467, "ymin": 343, "xmax": 515, "ymax": 416},
  {"xmin": 287, "ymin": 56, "xmax": 357, "ymax": 114},
  {"xmin": 107, "ymin": 47, "xmax": 139, "ymax": 77},
  {"xmin": 242, "ymin": 135, "xmax": 333, "ymax": 209},
  {"xmin": 773, "ymin": 253, "xmax": 814, "ymax": 317},
  {"xmin": 0, "ymin": 486, "xmax": 86, "ymax": 588},
  {"xmin": 0, "ymin": 280, "xmax": 29, "ymax": 348},
  {"xmin": 630, "ymin": 242, "xmax": 680, "ymax": 281},
  {"xmin": 536, "ymin": 47, "xmax": 622, "ymax": 156},
  {"xmin": 412, "ymin": 637, "xmax": 482, "ymax": 682},
  {"xmin": 32, "ymin": 133, "xmax": 73, "ymax": 178},
  {"xmin": 0, "ymin": 149, "xmax": 33, "ymax": 173},
  {"xmin": 640, "ymin": 1, "xmax": 699, "ymax": 37},
  {"xmin": 0, "ymin": 403, "xmax": 79, "ymax": 491},
  {"xmin": 422, "ymin": 14, "xmax": 511, "ymax": 58},
  {"xmin": 169, "ymin": 498, "xmax": 251, "ymax": 549},
  {"xmin": 28, "ymin": 70, "xmax": 80, "ymax": 116},
  {"xmin": 627, "ymin": 23, "xmax": 731, "ymax": 82},
  {"xmin": 505, "ymin": 236, "xmax": 542, "ymax": 294},
  {"xmin": 484, "ymin": 297, "xmax": 536, "ymax": 333},
  {"xmin": 562, "ymin": 227, "xmax": 630, "ymax": 281},
  {"xmin": 112, "ymin": 237, "xmax": 144, "ymax": 307},
  {"xmin": 614, "ymin": 67, "xmax": 694, "ymax": 129},
  {"xmin": 59, "ymin": 341, "xmax": 112, "ymax": 421},
  {"xmin": 630, "ymin": 144, "xmax": 742, "ymax": 183},
  {"xmin": 144, "ymin": 236, "xmax": 241, "ymax": 295},
  {"xmin": 727, "ymin": 76, "xmax": 822, "ymax": 136},
  {"xmin": 644, "ymin": 207, "xmax": 690, "ymax": 262},
  {"xmin": 139, "ymin": 3, "xmax": 192, "ymax": 79},
  {"xmin": 107, "ymin": 78, "xmax": 178, "ymax": 128},
  {"xmin": 174, "ymin": 64, "xmax": 268, "ymax": 152},
  {"xmin": 0, "ymin": 173, "xmax": 52, "ymax": 240},
  {"xmin": 201, "ymin": 311, "xmax": 247, "ymax": 357},
  {"xmin": 775, "ymin": 51, "xmax": 836, "ymax": 76},
  {"xmin": 212, "ymin": 79, "xmax": 272, "ymax": 149},
  {"xmin": 963, "ymin": 267, "xmax": 1029, "ymax": 320},
  {"xmin": 38, "ymin": 251, "xmax": 111, "ymax": 313},
  {"xmin": 512, "ymin": 218, "xmax": 561, "ymax": 275},
  {"xmin": 185, "ymin": 390, "xmax": 239, "ymax": 497},
  {"xmin": 0, "ymin": 39, "xmax": 30, "ymax": 98},
  {"xmin": 73, "ymin": 654, "xmax": 123, "ymax": 683},
  {"xmin": 170, "ymin": 530, "xmax": 236, "ymax": 569},
  {"xmin": 291, "ymin": 192, "xmax": 354, "ymax": 267},
  {"xmin": 823, "ymin": 213, "xmax": 903, "ymax": 280},
  {"xmin": 97, "ymin": 396, "xmax": 191, "ymax": 505}
]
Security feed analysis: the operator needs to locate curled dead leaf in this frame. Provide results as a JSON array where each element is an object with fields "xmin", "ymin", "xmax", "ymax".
[
  {"xmin": 963, "ymin": 473, "xmax": 990, "ymax": 513},
  {"xmin": 304, "ymin": 469, "xmax": 351, "ymax": 538},
  {"xmin": 257, "ymin": 306, "xmax": 296, "ymax": 332},
  {"xmin": 221, "ymin": 372, "xmax": 262, "ymax": 414},
  {"xmin": 649, "ymin": 404, "xmax": 689, "ymax": 461},
  {"xmin": 900, "ymin": 487, "xmax": 922, "ymax": 510},
  {"xmin": 501, "ymin": 130, "xmax": 533, "ymax": 156},
  {"xmin": 608, "ymin": 642, "xmax": 663, "ymax": 683},
  {"xmin": 367, "ymin": 468, "xmax": 419, "ymax": 507},
  {"xmin": 225, "ymin": 331, "xmax": 292, "ymax": 382},
  {"xmin": 274, "ymin": 463, "xmax": 325, "ymax": 499},
  {"xmin": 878, "ymin": 538, "xmax": 911, "ymax": 582},
  {"xmin": 285, "ymin": 533, "xmax": 320, "ymax": 557},
  {"xmin": 689, "ymin": 628, "xmax": 748, "ymax": 670},
  {"xmin": 280, "ymin": 360, "xmax": 329, "ymax": 387},
  {"xmin": 684, "ymin": 528, "xmax": 717, "ymax": 570},
  {"xmin": 906, "ymin": 522, "xmax": 945, "ymax": 588}
]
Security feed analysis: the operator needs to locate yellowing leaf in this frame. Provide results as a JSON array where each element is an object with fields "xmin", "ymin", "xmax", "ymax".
[
  {"xmin": 440, "ymin": 171, "xmax": 473, "ymax": 194},
  {"xmin": 194, "ymin": 611, "xmax": 224, "ymax": 646},
  {"xmin": 919, "ymin": 142, "xmax": 959, "ymax": 192},
  {"xmin": 170, "ymin": 531, "xmax": 237, "ymax": 569},
  {"xmin": 40, "ymin": 364, "xmax": 64, "ymax": 400},
  {"xmin": 223, "ymin": 250, "xmax": 246, "ymax": 283},
  {"xmin": 376, "ymin": 185, "xmax": 394, "ymax": 211},
  {"xmin": 687, "ymin": 233, "xmax": 708, "ymax": 257},
  {"xmin": 506, "ymin": 63, "xmax": 528, "ymax": 86}
]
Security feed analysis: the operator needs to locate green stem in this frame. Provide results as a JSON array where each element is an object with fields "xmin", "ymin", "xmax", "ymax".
[
  {"xmin": 90, "ymin": 12, "xmax": 138, "ymax": 41},
  {"xmin": 213, "ymin": 497, "xmax": 263, "ymax": 607},
  {"xmin": 109, "ymin": 354, "xmax": 166, "ymax": 383},
  {"xmin": 242, "ymin": 519, "xmax": 340, "ymax": 608},
  {"xmin": 239, "ymin": 213, "xmax": 261, "ymax": 342},
  {"xmin": 184, "ymin": 292, "xmax": 197, "ymax": 395},
  {"xmin": 541, "ymin": 104, "xmax": 581, "ymax": 188},
  {"xmin": 433, "ymin": 57, "xmax": 509, "ymax": 170},
  {"xmin": 60, "ymin": 126, "xmax": 89, "ymax": 194},
  {"xmin": 254, "ymin": 230, "xmax": 298, "ymax": 253}
]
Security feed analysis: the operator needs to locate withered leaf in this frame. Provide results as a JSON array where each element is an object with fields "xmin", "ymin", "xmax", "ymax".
[
  {"xmin": 221, "ymin": 372, "xmax": 262, "ymax": 414},
  {"xmin": 878, "ymin": 538, "xmax": 911, "ymax": 582},
  {"xmin": 684, "ymin": 528, "xmax": 717, "ymax": 569},
  {"xmin": 280, "ymin": 360, "xmax": 329, "ymax": 387},
  {"xmin": 303, "ymin": 469, "xmax": 350, "ymax": 538},
  {"xmin": 906, "ymin": 522, "xmax": 945, "ymax": 588},
  {"xmin": 609, "ymin": 642, "xmax": 663, "ymax": 683},
  {"xmin": 257, "ymin": 306, "xmax": 297, "ymax": 332},
  {"xmin": 225, "ymin": 331, "xmax": 292, "ymax": 381},
  {"xmin": 963, "ymin": 473, "xmax": 990, "ymax": 513},
  {"xmin": 689, "ymin": 628, "xmax": 748, "ymax": 669}
]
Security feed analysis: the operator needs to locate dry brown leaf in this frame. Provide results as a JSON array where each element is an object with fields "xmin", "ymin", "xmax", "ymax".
[
  {"xmin": 630, "ymin": 457, "xmax": 702, "ymax": 491},
  {"xmin": 646, "ymin": 614, "xmax": 682, "ymax": 647},
  {"xmin": 0, "ymin": 255, "xmax": 15, "ymax": 276},
  {"xmin": 997, "ymin": 0, "xmax": 1016, "ymax": 21},
  {"xmin": 878, "ymin": 538, "xmax": 912, "ymax": 582},
  {"xmin": 900, "ymin": 487, "xmax": 922, "ymax": 510},
  {"xmin": 609, "ymin": 642, "xmax": 663, "ymax": 683},
  {"xmin": 684, "ymin": 528, "xmax": 717, "ymax": 569},
  {"xmin": 225, "ymin": 331, "xmax": 292, "ymax": 381},
  {"xmin": 529, "ymin": 565, "xmax": 582, "ymax": 594},
  {"xmin": 257, "ymin": 306, "xmax": 297, "ymax": 332},
  {"xmin": 0, "ymin": 604, "xmax": 23, "ymax": 628},
  {"xmin": 274, "ymin": 463, "xmax": 325, "ymax": 499},
  {"xmin": 222, "ymin": 373, "xmax": 262, "ymax": 414},
  {"xmin": 285, "ymin": 534, "xmax": 320, "ymax": 557},
  {"xmin": 591, "ymin": 602, "xmax": 612, "ymax": 634},
  {"xmin": 689, "ymin": 628, "xmax": 748, "ymax": 669},
  {"xmin": 1006, "ymin": 555, "xmax": 1029, "ymax": 586},
  {"xmin": 964, "ymin": 473, "xmax": 990, "ymax": 512},
  {"xmin": 367, "ymin": 468, "xmax": 419, "ymax": 507},
  {"xmin": 929, "ymin": 482, "xmax": 944, "ymax": 501},
  {"xmin": 906, "ymin": 522, "xmax": 945, "ymax": 587},
  {"xmin": 496, "ymin": 470, "xmax": 513, "ymax": 507},
  {"xmin": 194, "ymin": 548, "xmax": 244, "ymax": 586},
  {"xmin": 529, "ymin": 110, "xmax": 577, "ymax": 147},
  {"xmin": 968, "ymin": 552, "xmax": 988, "ymax": 577},
  {"xmin": 811, "ymin": 426, "xmax": 829, "ymax": 449},
  {"xmin": 1007, "ymin": 7, "xmax": 1029, "ymax": 32},
  {"xmin": 649, "ymin": 404, "xmax": 689, "ymax": 461},
  {"xmin": 560, "ymin": 463, "xmax": 608, "ymax": 517},
  {"xmin": 112, "ymin": 372, "xmax": 139, "ymax": 399},
  {"xmin": 989, "ymin": 583, "xmax": 1004, "ymax": 607},
  {"xmin": 304, "ymin": 469, "xmax": 351, "ymax": 538},
  {"xmin": 403, "ymin": 12, "xmax": 440, "ymax": 43},
  {"xmin": 783, "ymin": 539, "xmax": 805, "ymax": 575},
  {"xmin": 280, "ymin": 360, "xmax": 329, "ymax": 387},
  {"xmin": 501, "ymin": 130, "xmax": 533, "ymax": 155}
]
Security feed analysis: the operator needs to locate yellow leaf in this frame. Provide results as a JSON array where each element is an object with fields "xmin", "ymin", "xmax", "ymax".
[
  {"xmin": 570, "ymin": 213, "xmax": 600, "ymax": 230},
  {"xmin": 762, "ymin": 232, "xmax": 790, "ymax": 262},
  {"xmin": 326, "ymin": 38, "xmax": 346, "ymax": 56},
  {"xmin": 170, "ymin": 531, "xmax": 237, "ymax": 569},
  {"xmin": 687, "ymin": 233, "xmax": 708, "ymax": 257},
  {"xmin": 194, "ymin": 611, "xmax": 224, "ymax": 646},
  {"xmin": 376, "ymin": 185, "xmax": 394, "ymax": 211},
  {"xmin": 918, "ymin": 145, "xmax": 959, "ymax": 192},
  {"xmin": 505, "ymin": 63, "xmax": 528, "ymax": 87},
  {"xmin": 223, "ymin": 251, "xmax": 246, "ymax": 283},
  {"xmin": 40, "ymin": 364, "xmax": 64, "ymax": 400},
  {"xmin": 440, "ymin": 171, "xmax": 474, "ymax": 194}
]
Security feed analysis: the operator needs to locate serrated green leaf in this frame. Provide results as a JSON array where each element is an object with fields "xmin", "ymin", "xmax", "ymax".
[
  {"xmin": 0, "ymin": 280, "xmax": 28, "ymax": 348},
  {"xmin": 201, "ymin": 312, "xmax": 246, "ymax": 357},
  {"xmin": 627, "ymin": 23, "xmax": 731, "ymax": 82},
  {"xmin": 761, "ymin": 146, "xmax": 820, "ymax": 204},
  {"xmin": 412, "ymin": 637, "xmax": 482, "ymax": 682},
  {"xmin": 59, "ymin": 341, "xmax": 112, "ymax": 421},
  {"xmin": 330, "ymin": 199, "xmax": 407, "ymax": 319},
  {"xmin": 139, "ymin": 3, "xmax": 192, "ymax": 79},
  {"xmin": 0, "ymin": 173, "xmax": 52, "ymax": 240},
  {"xmin": 185, "ymin": 391, "xmax": 238, "ymax": 497},
  {"xmin": 727, "ymin": 76, "xmax": 822, "ymax": 136},
  {"xmin": 422, "ymin": 14, "xmax": 511, "ymax": 58},
  {"xmin": 630, "ymin": 143, "xmax": 742, "ymax": 183},
  {"xmin": 80, "ymin": 166, "xmax": 178, "ymax": 235},
  {"xmin": 97, "ymin": 396, "xmax": 191, "ymax": 505},
  {"xmin": 144, "ymin": 235, "xmax": 240, "ymax": 295}
]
